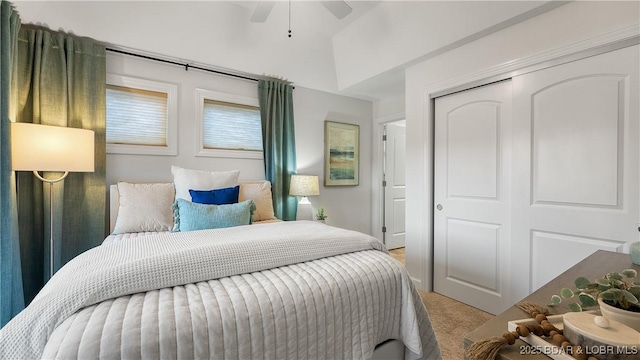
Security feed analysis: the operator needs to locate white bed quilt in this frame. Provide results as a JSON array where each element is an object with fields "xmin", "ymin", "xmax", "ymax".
[{"xmin": 0, "ymin": 221, "xmax": 441, "ymax": 359}]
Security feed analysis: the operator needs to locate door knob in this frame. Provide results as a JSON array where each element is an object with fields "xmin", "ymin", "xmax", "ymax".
[{"xmin": 436, "ymin": 204, "xmax": 443, "ymax": 211}]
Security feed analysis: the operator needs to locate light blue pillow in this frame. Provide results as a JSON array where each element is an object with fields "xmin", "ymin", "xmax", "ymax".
[{"xmin": 172, "ymin": 199, "xmax": 256, "ymax": 232}]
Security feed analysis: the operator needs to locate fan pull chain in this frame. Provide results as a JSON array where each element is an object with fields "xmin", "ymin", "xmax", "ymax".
[{"xmin": 288, "ymin": 0, "xmax": 292, "ymax": 38}]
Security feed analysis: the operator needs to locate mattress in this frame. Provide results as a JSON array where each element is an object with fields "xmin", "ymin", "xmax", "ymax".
[{"xmin": 1, "ymin": 221, "xmax": 441, "ymax": 359}]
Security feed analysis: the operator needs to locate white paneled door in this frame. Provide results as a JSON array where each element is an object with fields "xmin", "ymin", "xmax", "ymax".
[
  {"xmin": 383, "ymin": 121, "xmax": 406, "ymax": 250},
  {"xmin": 434, "ymin": 81, "xmax": 512, "ymax": 314},
  {"xmin": 510, "ymin": 45, "xmax": 640, "ymax": 301},
  {"xmin": 433, "ymin": 45, "xmax": 639, "ymax": 314}
]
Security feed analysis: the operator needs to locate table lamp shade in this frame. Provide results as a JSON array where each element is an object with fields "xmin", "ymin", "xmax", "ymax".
[
  {"xmin": 289, "ymin": 175, "xmax": 320, "ymax": 196},
  {"xmin": 11, "ymin": 122, "xmax": 95, "ymax": 172}
]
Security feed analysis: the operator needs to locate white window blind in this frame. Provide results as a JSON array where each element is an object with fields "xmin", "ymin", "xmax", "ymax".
[
  {"xmin": 202, "ymin": 99, "xmax": 263, "ymax": 152},
  {"xmin": 106, "ymin": 85, "xmax": 168, "ymax": 146}
]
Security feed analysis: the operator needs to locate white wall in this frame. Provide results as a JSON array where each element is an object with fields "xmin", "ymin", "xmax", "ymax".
[
  {"xmin": 106, "ymin": 52, "xmax": 265, "ymax": 184},
  {"xmin": 107, "ymin": 52, "xmax": 373, "ymax": 234},
  {"xmin": 332, "ymin": 1, "xmax": 556, "ymax": 91},
  {"xmin": 373, "ymin": 93, "xmax": 405, "ymax": 120},
  {"xmin": 293, "ymin": 87, "xmax": 373, "ymax": 234},
  {"xmin": 404, "ymin": 1, "xmax": 640, "ymax": 289}
]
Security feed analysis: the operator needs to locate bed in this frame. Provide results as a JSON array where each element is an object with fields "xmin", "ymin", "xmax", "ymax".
[{"xmin": 0, "ymin": 170, "xmax": 442, "ymax": 359}]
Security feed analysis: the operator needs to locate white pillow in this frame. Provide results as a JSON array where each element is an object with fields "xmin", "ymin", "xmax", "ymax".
[
  {"xmin": 171, "ymin": 166, "xmax": 240, "ymax": 201},
  {"xmin": 239, "ymin": 180, "xmax": 277, "ymax": 221},
  {"xmin": 113, "ymin": 182, "xmax": 175, "ymax": 234}
]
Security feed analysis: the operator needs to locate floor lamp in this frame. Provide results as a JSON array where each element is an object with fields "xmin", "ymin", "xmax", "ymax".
[
  {"xmin": 11, "ymin": 122, "xmax": 95, "ymax": 279},
  {"xmin": 289, "ymin": 175, "xmax": 319, "ymax": 220}
]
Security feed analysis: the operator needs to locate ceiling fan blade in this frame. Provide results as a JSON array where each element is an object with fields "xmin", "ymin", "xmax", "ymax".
[
  {"xmin": 250, "ymin": 1, "xmax": 276, "ymax": 23},
  {"xmin": 321, "ymin": 1, "xmax": 352, "ymax": 19}
]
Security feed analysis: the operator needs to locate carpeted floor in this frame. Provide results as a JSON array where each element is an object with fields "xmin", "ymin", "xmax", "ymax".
[
  {"xmin": 388, "ymin": 247, "xmax": 494, "ymax": 360},
  {"xmin": 388, "ymin": 246, "xmax": 406, "ymax": 265}
]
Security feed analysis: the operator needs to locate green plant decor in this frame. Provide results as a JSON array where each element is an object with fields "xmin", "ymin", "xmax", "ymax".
[
  {"xmin": 550, "ymin": 269, "xmax": 640, "ymax": 312},
  {"xmin": 315, "ymin": 208, "xmax": 327, "ymax": 221}
]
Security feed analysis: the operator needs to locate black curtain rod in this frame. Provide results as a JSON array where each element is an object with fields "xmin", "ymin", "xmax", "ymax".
[{"xmin": 106, "ymin": 48, "xmax": 259, "ymax": 82}]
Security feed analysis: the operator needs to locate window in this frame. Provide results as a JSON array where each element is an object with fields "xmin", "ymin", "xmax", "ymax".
[
  {"xmin": 106, "ymin": 74, "xmax": 178, "ymax": 155},
  {"xmin": 202, "ymin": 100, "xmax": 262, "ymax": 151},
  {"xmin": 196, "ymin": 89, "xmax": 263, "ymax": 159}
]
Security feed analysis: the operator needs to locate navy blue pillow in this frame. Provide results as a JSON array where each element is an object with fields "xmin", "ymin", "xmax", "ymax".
[{"xmin": 189, "ymin": 185, "xmax": 239, "ymax": 205}]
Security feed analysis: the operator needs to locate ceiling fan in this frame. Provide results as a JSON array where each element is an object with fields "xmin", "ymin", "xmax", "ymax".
[{"xmin": 250, "ymin": 1, "xmax": 353, "ymax": 23}]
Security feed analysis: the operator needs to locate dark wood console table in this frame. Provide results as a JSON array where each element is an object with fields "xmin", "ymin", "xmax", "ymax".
[{"xmin": 464, "ymin": 250, "xmax": 640, "ymax": 359}]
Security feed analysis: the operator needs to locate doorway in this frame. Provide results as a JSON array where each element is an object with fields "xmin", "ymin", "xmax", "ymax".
[{"xmin": 382, "ymin": 120, "xmax": 406, "ymax": 250}]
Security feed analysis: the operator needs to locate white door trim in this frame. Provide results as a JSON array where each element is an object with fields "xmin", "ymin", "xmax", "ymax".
[
  {"xmin": 416, "ymin": 25, "xmax": 639, "ymax": 292},
  {"xmin": 372, "ymin": 112, "xmax": 406, "ymax": 243},
  {"xmin": 382, "ymin": 120, "xmax": 407, "ymax": 250}
]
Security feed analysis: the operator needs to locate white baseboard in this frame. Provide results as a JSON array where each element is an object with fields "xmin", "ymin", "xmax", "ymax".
[{"xmin": 410, "ymin": 276, "xmax": 422, "ymax": 289}]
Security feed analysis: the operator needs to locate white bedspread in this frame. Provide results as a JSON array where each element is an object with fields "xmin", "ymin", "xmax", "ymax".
[{"xmin": 0, "ymin": 221, "xmax": 441, "ymax": 359}]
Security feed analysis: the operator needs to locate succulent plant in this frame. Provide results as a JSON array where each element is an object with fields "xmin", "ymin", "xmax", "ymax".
[
  {"xmin": 550, "ymin": 269, "xmax": 640, "ymax": 312},
  {"xmin": 316, "ymin": 208, "xmax": 327, "ymax": 221}
]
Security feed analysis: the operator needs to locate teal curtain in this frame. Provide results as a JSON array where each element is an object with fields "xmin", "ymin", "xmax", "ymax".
[
  {"xmin": 0, "ymin": 0, "xmax": 24, "ymax": 328},
  {"xmin": 258, "ymin": 80, "xmax": 297, "ymax": 221},
  {"xmin": 14, "ymin": 25, "xmax": 106, "ymax": 304}
]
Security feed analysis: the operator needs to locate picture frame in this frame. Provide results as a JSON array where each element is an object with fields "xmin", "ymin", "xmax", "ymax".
[{"xmin": 324, "ymin": 120, "xmax": 359, "ymax": 186}]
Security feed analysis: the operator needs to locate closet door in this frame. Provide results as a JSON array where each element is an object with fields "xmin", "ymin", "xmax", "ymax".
[
  {"xmin": 511, "ymin": 45, "xmax": 639, "ymax": 301},
  {"xmin": 433, "ymin": 80, "xmax": 512, "ymax": 314}
]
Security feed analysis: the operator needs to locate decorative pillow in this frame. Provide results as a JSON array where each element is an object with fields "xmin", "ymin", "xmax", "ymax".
[
  {"xmin": 112, "ymin": 182, "xmax": 175, "ymax": 234},
  {"xmin": 239, "ymin": 180, "xmax": 278, "ymax": 221},
  {"xmin": 172, "ymin": 199, "xmax": 256, "ymax": 232},
  {"xmin": 189, "ymin": 185, "xmax": 239, "ymax": 205},
  {"xmin": 171, "ymin": 165, "xmax": 240, "ymax": 201}
]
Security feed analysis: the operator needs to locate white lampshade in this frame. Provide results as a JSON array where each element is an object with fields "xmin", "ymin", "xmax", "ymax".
[
  {"xmin": 11, "ymin": 122, "xmax": 95, "ymax": 172},
  {"xmin": 289, "ymin": 175, "xmax": 320, "ymax": 196}
]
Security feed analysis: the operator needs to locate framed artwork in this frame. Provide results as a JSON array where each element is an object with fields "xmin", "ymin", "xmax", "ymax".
[{"xmin": 324, "ymin": 120, "xmax": 359, "ymax": 186}]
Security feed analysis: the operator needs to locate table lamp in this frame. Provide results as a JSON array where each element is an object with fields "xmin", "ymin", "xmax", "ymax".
[
  {"xmin": 289, "ymin": 175, "xmax": 319, "ymax": 220},
  {"xmin": 11, "ymin": 122, "xmax": 95, "ymax": 278}
]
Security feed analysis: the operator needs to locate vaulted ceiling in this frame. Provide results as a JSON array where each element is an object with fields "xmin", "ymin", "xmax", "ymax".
[{"xmin": 13, "ymin": 1, "xmax": 562, "ymax": 100}]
